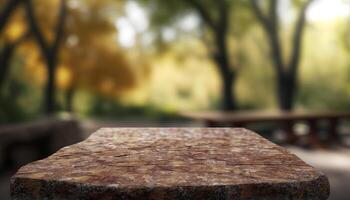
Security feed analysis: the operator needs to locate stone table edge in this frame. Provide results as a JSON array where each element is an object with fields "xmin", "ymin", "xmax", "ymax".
[{"xmin": 10, "ymin": 128, "xmax": 330, "ymax": 199}]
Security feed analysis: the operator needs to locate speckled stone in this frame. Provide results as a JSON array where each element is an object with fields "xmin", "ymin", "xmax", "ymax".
[{"xmin": 11, "ymin": 128, "xmax": 330, "ymax": 200}]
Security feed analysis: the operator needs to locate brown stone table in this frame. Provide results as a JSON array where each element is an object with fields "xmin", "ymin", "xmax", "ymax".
[{"xmin": 11, "ymin": 128, "xmax": 330, "ymax": 199}]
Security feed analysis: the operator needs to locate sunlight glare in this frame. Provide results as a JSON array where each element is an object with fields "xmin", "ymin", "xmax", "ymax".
[
  {"xmin": 307, "ymin": 0, "xmax": 349, "ymax": 22},
  {"xmin": 115, "ymin": 17, "xmax": 136, "ymax": 48},
  {"xmin": 178, "ymin": 14, "xmax": 200, "ymax": 32},
  {"xmin": 115, "ymin": 2, "xmax": 149, "ymax": 48}
]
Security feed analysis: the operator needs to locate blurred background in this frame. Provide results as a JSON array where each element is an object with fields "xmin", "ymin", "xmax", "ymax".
[{"xmin": 1, "ymin": 0, "xmax": 350, "ymax": 199}]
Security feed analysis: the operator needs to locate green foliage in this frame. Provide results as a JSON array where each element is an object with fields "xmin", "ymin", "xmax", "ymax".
[
  {"xmin": 291, "ymin": 0, "xmax": 312, "ymax": 8},
  {"xmin": 135, "ymin": 0, "xmax": 190, "ymax": 30},
  {"xmin": 231, "ymin": 1, "xmax": 256, "ymax": 37},
  {"xmin": 298, "ymin": 79, "xmax": 350, "ymax": 110},
  {"xmin": 135, "ymin": 0, "xmax": 254, "ymax": 34},
  {"xmin": 0, "ymin": 62, "xmax": 42, "ymax": 124},
  {"xmin": 0, "ymin": 82, "xmax": 27, "ymax": 124},
  {"xmin": 88, "ymin": 95, "xmax": 183, "ymax": 121}
]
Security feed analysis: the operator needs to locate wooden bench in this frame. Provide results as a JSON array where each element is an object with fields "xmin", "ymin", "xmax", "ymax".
[
  {"xmin": 0, "ymin": 117, "xmax": 83, "ymax": 170},
  {"xmin": 182, "ymin": 111, "xmax": 350, "ymax": 147},
  {"xmin": 11, "ymin": 128, "xmax": 330, "ymax": 199}
]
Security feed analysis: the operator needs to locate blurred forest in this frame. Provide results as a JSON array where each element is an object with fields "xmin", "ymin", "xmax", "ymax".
[{"xmin": 1, "ymin": 0, "xmax": 350, "ymax": 123}]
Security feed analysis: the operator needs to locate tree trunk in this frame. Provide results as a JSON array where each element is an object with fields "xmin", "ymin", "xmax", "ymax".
[
  {"xmin": 0, "ymin": 0, "xmax": 21, "ymax": 33},
  {"xmin": 66, "ymin": 85, "xmax": 75, "ymax": 112},
  {"xmin": 220, "ymin": 69, "xmax": 236, "ymax": 111},
  {"xmin": 45, "ymin": 56, "xmax": 57, "ymax": 114},
  {"xmin": 214, "ymin": 30, "xmax": 237, "ymax": 111},
  {"xmin": 277, "ymin": 73, "xmax": 297, "ymax": 111},
  {"xmin": 24, "ymin": 0, "xmax": 66, "ymax": 115},
  {"xmin": 0, "ymin": 43, "xmax": 15, "ymax": 90},
  {"xmin": 250, "ymin": 0, "xmax": 312, "ymax": 112}
]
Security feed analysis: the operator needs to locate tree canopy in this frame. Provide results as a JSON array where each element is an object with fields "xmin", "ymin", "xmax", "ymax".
[{"xmin": 0, "ymin": 0, "xmax": 148, "ymax": 113}]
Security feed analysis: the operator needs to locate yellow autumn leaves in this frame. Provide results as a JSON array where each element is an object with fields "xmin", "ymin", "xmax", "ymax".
[{"xmin": 1, "ymin": 0, "xmax": 148, "ymax": 98}]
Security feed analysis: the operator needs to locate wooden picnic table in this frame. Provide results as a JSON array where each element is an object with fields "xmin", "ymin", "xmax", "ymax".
[
  {"xmin": 182, "ymin": 111, "xmax": 350, "ymax": 147},
  {"xmin": 11, "ymin": 128, "xmax": 330, "ymax": 199}
]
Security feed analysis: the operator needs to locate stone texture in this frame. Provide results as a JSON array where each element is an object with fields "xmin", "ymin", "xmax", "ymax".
[{"xmin": 11, "ymin": 128, "xmax": 330, "ymax": 200}]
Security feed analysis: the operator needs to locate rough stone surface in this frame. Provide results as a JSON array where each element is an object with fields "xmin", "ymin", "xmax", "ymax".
[{"xmin": 11, "ymin": 128, "xmax": 330, "ymax": 200}]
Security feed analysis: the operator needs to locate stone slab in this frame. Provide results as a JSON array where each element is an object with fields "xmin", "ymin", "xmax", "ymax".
[{"xmin": 11, "ymin": 128, "xmax": 330, "ymax": 199}]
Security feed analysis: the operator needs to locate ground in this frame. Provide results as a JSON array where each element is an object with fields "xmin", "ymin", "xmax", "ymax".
[{"xmin": 289, "ymin": 147, "xmax": 350, "ymax": 200}]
